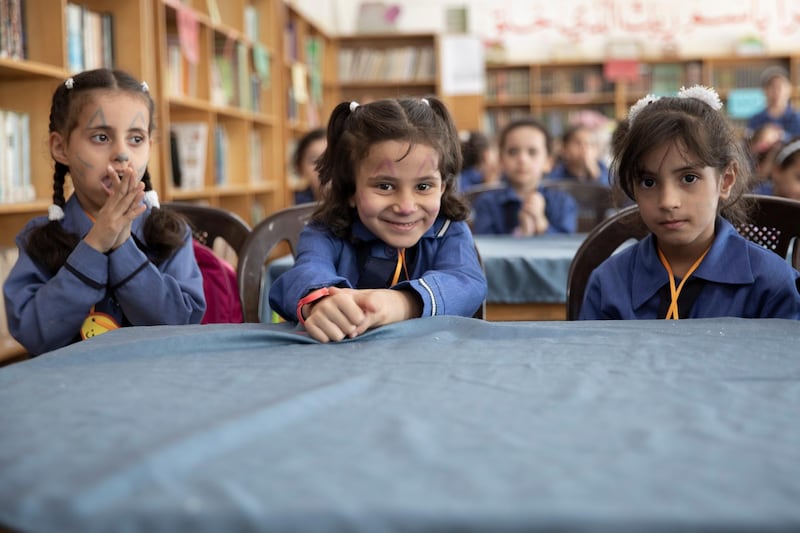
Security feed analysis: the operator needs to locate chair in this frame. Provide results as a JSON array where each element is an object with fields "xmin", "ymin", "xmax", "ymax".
[
  {"xmin": 540, "ymin": 179, "xmax": 620, "ymax": 233},
  {"xmin": 162, "ymin": 202, "xmax": 251, "ymax": 258},
  {"xmin": 237, "ymin": 202, "xmax": 486, "ymax": 323},
  {"xmin": 237, "ymin": 203, "xmax": 318, "ymax": 322},
  {"xmin": 565, "ymin": 205, "xmax": 648, "ymax": 320},
  {"xmin": 565, "ymin": 194, "xmax": 800, "ymax": 320}
]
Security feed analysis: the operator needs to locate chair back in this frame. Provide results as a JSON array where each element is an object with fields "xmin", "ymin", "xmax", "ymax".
[
  {"xmin": 163, "ymin": 202, "xmax": 251, "ymax": 256},
  {"xmin": 541, "ymin": 179, "xmax": 619, "ymax": 233},
  {"xmin": 566, "ymin": 194, "xmax": 800, "ymax": 320},
  {"xmin": 736, "ymin": 194, "xmax": 800, "ymax": 270},
  {"xmin": 566, "ymin": 205, "xmax": 649, "ymax": 320},
  {"xmin": 237, "ymin": 203, "xmax": 318, "ymax": 322}
]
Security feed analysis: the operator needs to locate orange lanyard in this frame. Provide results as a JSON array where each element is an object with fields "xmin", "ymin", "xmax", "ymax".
[
  {"xmin": 390, "ymin": 248, "xmax": 408, "ymax": 285},
  {"xmin": 657, "ymin": 245, "xmax": 711, "ymax": 320}
]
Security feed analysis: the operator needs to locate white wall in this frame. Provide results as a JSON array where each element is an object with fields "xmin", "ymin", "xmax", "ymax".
[{"xmin": 292, "ymin": 0, "xmax": 800, "ymax": 62}]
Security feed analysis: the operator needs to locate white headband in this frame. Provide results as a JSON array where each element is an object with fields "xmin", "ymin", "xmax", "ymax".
[{"xmin": 776, "ymin": 140, "xmax": 800, "ymax": 166}]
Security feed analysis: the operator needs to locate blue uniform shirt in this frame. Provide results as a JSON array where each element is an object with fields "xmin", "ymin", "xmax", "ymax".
[
  {"xmin": 3, "ymin": 195, "xmax": 206, "ymax": 355},
  {"xmin": 269, "ymin": 216, "xmax": 487, "ymax": 322},
  {"xmin": 470, "ymin": 184, "xmax": 578, "ymax": 235},
  {"xmin": 580, "ymin": 217, "xmax": 800, "ymax": 320},
  {"xmin": 547, "ymin": 160, "xmax": 611, "ymax": 186},
  {"xmin": 746, "ymin": 105, "xmax": 800, "ymax": 141}
]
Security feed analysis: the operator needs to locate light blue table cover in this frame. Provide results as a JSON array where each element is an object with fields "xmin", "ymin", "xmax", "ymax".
[{"xmin": 1, "ymin": 317, "xmax": 799, "ymax": 532}]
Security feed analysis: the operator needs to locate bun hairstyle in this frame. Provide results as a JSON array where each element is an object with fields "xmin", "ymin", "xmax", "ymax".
[{"xmin": 27, "ymin": 68, "xmax": 186, "ymax": 273}]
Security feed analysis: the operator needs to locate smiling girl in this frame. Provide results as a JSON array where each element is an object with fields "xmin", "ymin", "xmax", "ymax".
[
  {"xmin": 580, "ymin": 86, "xmax": 800, "ymax": 320},
  {"xmin": 269, "ymin": 97, "xmax": 487, "ymax": 342},
  {"xmin": 3, "ymin": 69, "xmax": 205, "ymax": 355}
]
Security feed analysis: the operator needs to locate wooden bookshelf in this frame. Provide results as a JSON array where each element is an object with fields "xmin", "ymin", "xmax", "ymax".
[
  {"xmin": 280, "ymin": 1, "xmax": 338, "ymax": 205},
  {"xmin": 152, "ymin": 0, "xmax": 287, "ymax": 225},
  {"xmin": 483, "ymin": 54, "xmax": 800, "ymax": 138}
]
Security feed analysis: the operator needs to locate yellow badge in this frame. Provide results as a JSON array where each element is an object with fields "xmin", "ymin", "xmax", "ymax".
[{"xmin": 80, "ymin": 311, "xmax": 121, "ymax": 340}]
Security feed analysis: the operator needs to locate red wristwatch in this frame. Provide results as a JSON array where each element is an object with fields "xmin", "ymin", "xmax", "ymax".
[{"xmin": 296, "ymin": 287, "xmax": 331, "ymax": 324}]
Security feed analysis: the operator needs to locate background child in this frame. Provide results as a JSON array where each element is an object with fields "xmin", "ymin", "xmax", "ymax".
[
  {"xmin": 269, "ymin": 97, "xmax": 487, "ymax": 342},
  {"xmin": 470, "ymin": 117, "xmax": 577, "ymax": 236},
  {"xmin": 292, "ymin": 127, "xmax": 327, "ymax": 204},
  {"xmin": 457, "ymin": 130, "xmax": 499, "ymax": 192},
  {"xmin": 767, "ymin": 136, "xmax": 800, "ymax": 201},
  {"xmin": 580, "ymin": 86, "xmax": 800, "ymax": 320},
  {"xmin": 745, "ymin": 66, "xmax": 800, "ymax": 142},
  {"xmin": 548, "ymin": 124, "xmax": 611, "ymax": 186},
  {"xmin": 3, "ymin": 68, "xmax": 206, "ymax": 355}
]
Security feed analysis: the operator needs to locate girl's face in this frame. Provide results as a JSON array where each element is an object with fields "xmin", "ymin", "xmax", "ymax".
[
  {"xmin": 51, "ymin": 91, "xmax": 151, "ymax": 217},
  {"xmin": 351, "ymin": 140, "xmax": 444, "ymax": 249},
  {"xmin": 772, "ymin": 157, "xmax": 800, "ymax": 201},
  {"xmin": 634, "ymin": 141, "xmax": 735, "ymax": 264},
  {"xmin": 299, "ymin": 138, "xmax": 327, "ymax": 194},
  {"xmin": 499, "ymin": 126, "xmax": 551, "ymax": 190}
]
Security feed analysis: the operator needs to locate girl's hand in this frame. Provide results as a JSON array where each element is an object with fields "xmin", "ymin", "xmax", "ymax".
[
  {"xmin": 302, "ymin": 287, "xmax": 421, "ymax": 342},
  {"xmin": 84, "ymin": 164, "xmax": 146, "ymax": 253},
  {"xmin": 518, "ymin": 191, "xmax": 548, "ymax": 236}
]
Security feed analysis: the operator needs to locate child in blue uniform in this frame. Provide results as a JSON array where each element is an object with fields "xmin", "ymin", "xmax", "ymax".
[
  {"xmin": 471, "ymin": 117, "xmax": 577, "ymax": 236},
  {"xmin": 769, "ymin": 136, "xmax": 800, "ymax": 201},
  {"xmin": 292, "ymin": 128, "xmax": 326, "ymax": 204},
  {"xmin": 580, "ymin": 85, "xmax": 800, "ymax": 320},
  {"xmin": 3, "ymin": 69, "xmax": 205, "ymax": 355},
  {"xmin": 269, "ymin": 97, "xmax": 487, "ymax": 342}
]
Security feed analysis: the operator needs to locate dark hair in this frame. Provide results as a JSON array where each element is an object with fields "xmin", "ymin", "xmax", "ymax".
[
  {"xmin": 611, "ymin": 94, "xmax": 754, "ymax": 226},
  {"xmin": 774, "ymin": 136, "xmax": 800, "ymax": 171},
  {"xmin": 561, "ymin": 124, "xmax": 589, "ymax": 145},
  {"xmin": 497, "ymin": 117, "xmax": 553, "ymax": 155},
  {"xmin": 26, "ymin": 68, "xmax": 186, "ymax": 274},
  {"xmin": 314, "ymin": 97, "xmax": 467, "ymax": 238},
  {"xmin": 461, "ymin": 131, "xmax": 490, "ymax": 169},
  {"xmin": 292, "ymin": 127, "xmax": 326, "ymax": 175}
]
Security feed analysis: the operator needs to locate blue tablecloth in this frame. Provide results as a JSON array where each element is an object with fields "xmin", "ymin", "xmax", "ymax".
[{"xmin": 2, "ymin": 317, "xmax": 800, "ymax": 532}]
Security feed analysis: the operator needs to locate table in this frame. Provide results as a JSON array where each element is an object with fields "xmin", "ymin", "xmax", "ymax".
[
  {"xmin": 263, "ymin": 234, "xmax": 587, "ymax": 322},
  {"xmin": 474, "ymin": 234, "xmax": 586, "ymax": 320},
  {"xmin": 2, "ymin": 317, "xmax": 799, "ymax": 532}
]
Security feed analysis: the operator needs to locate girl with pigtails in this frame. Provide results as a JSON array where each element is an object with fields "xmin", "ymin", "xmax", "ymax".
[
  {"xmin": 269, "ymin": 97, "xmax": 487, "ymax": 342},
  {"xmin": 3, "ymin": 68, "xmax": 205, "ymax": 356},
  {"xmin": 580, "ymin": 85, "xmax": 800, "ymax": 320}
]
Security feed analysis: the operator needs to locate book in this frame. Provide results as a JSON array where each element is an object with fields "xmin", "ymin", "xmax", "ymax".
[{"xmin": 170, "ymin": 122, "xmax": 208, "ymax": 190}]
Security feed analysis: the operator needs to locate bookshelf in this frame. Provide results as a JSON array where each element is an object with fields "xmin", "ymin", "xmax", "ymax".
[
  {"xmin": 483, "ymin": 55, "xmax": 800, "ymax": 138},
  {"xmin": 153, "ymin": 0, "xmax": 286, "ymax": 225},
  {"xmin": 281, "ymin": 1, "xmax": 338, "ymax": 204}
]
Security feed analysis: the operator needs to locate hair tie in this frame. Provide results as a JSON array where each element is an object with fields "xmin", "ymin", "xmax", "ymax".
[
  {"xmin": 677, "ymin": 85, "xmax": 723, "ymax": 111},
  {"xmin": 64, "ymin": 78, "xmax": 74, "ymax": 90},
  {"xmin": 48, "ymin": 204, "xmax": 65, "ymax": 221},
  {"xmin": 349, "ymin": 101, "xmax": 360, "ymax": 112},
  {"xmin": 143, "ymin": 190, "xmax": 160, "ymax": 209},
  {"xmin": 627, "ymin": 94, "xmax": 660, "ymax": 125},
  {"xmin": 775, "ymin": 139, "xmax": 800, "ymax": 166},
  {"xmin": 141, "ymin": 81, "xmax": 149, "ymax": 93},
  {"xmin": 421, "ymin": 98, "xmax": 430, "ymax": 106}
]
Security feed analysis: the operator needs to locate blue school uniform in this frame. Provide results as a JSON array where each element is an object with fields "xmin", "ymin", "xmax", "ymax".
[
  {"xmin": 746, "ymin": 106, "xmax": 800, "ymax": 141},
  {"xmin": 294, "ymin": 187, "xmax": 315, "ymax": 205},
  {"xmin": 3, "ymin": 196, "xmax": 206, "ymax": 355},
  {"xmin": 458, "ymin": 166, "xmax": 484, "ymax": 192},
  {"xmin": 579, "ymin": 217, "xmax": 800, "ymax": 320},
  {"xmin": 269, "ymin": 216, "xmax": 487, "ymax": 322},
  {"xmin": 470, "ymin": 184, "xmax": 578, "ymax": 235}
]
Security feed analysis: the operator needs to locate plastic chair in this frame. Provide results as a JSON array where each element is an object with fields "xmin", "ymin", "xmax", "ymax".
[
  {"xmin": 237, "ymin": 203, "xmax": 318, "ymax": 323},
  {"xmin": 565, "ymin": 194, "xmax": 800, "ymax": 320},
  {"xmin": 162, "ymin": 202, "xmax": 251, "ymax": 257}
]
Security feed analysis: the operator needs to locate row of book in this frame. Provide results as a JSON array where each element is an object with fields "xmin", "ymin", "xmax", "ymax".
[
  {"xmin": 0, "ymin": 0, "xmax": 25, "ymax": 60},
  {"xmin": 338, "ymin": 46, "xmax": 436, "ymax": 83},
  {"xmin": 66, "ymin": 2, "xmax": 114, "ymax": 73},
  {"xmin": 486, "ymin": 69, "xmax": 531, "ymax": 103},
  {"xmin": 170, "ymin": 122, "xmax": 265, "ymax": 191},
  {"xmin": 0, "ymin": 109, "xmax": 34, "ymax": 205}
]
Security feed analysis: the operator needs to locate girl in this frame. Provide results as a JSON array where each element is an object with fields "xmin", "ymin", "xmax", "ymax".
[
  {"xmin": 470, "ymin": 117, "xmax": 577, "ymax": 236},
  {"xmin": 580, "ymin": 85, "xmax": 800, "ymax": 320},
  {"xmin": 269, "ymin": 97, "xmax": 487, "ymax": 343},
  {"xmin": 548, "ymin": 124, "xmax": 610, "ymax": 186},
  {"xmin": 292, "ymin": 127, "xmax": 327, "ymax": 204},
  {"xmin": 768, "ymin": 136, "xmax": 800, "ymax": 200},
  {"xmin": 3, "ymin": 68, "xmax": 206, "ymax": 355},
  {"xmin": 457, "ymin": 130, "xmax": 499, "ymax": 192}
]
